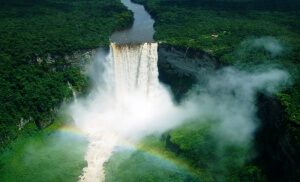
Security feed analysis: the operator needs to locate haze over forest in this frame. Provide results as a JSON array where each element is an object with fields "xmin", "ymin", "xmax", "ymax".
[{"xmin": 0, "ymin": 0, "xmax": 299, "ymax": 182}]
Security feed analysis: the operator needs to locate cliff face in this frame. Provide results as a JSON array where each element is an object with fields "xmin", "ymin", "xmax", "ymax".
[
  {"xmin": 16, "ymin": 49, "xmax": 99, "ymax": 133},
  {"xmin": 36, "ymin": 49, "xmax": 98, "ymax": 72},
  {"xmin": 157, "ymin": 44, "xmax": 219, "ymax": 101},
  {"xmin": 157, "ymin": 44, "xmax": 299, "ymax": 181},
  {"xmin": 255, "ymin": 94, "xmax": 300, "ymax": 182}
]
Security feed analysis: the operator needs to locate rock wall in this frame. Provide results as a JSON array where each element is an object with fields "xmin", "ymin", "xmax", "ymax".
[
  {"xmin": 36, "ymin": 49, "xmax": 98, "ymax": 73},
  {"xmin": 255, "ymin": 94, "xmax": 299, "ymax": 182},
  {"xmin": 157, "ymin": 44, "xmax": 219, "ymax": 101},
  {"xmin": 157, "ymin": 44, "xmax": 299, "ymax": 181}
]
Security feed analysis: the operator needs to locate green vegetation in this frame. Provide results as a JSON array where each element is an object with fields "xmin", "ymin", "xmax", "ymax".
[
  {"xmin": 0, "ymin": 0, "xmax": 133, "ymax": 148},
  {"xmin": 105, "ymin": 149, "xmax": 198, "ymax": 182},
  {"xmin": 105, "ymin": 120, "xmax": 266, "ymax": 182},
  {"xmin": 0, "ymin": 0, "xmax": 133, "ymax": 55},
  {"xmin": 132, "ymin": 0, "xmax": 300, "ymax": 180},
  {"xmin": 133, "ymin": 0, "xmax": 299, "ymax": 57},
  {"xmin": 0, "ymin": 126, "xmax": 88, "ymax": 182},
  {"xmin": 1, "ymin": 0, "xmax": 299, "ymax": 181},
  {"xmin": 132, "ymin": 0, "xmax": 299, "ymax": 124},
  {"xmin": 167, "ymin": 121, "xmax": 265, "ymax": 181}
]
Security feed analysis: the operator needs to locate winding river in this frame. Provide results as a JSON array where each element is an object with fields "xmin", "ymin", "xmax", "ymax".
[{"xmin": 110, "ymin": 0, "xmax": 155, "ymax": 44}]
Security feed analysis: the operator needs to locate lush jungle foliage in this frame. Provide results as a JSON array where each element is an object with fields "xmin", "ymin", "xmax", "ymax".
[
  {"xmin": 131, "ymin": 0, "xmax": 299, "ymax": 123},
  {"xmin": 0, "ymin": 0, "xmax": 133, "ymax": 148},
  {"xmin": 105, "ymin": 149, "xmax": 199, "ymax": 182},
  {"xmin": 105, "ymin": 120, "xmax": 266, "ymax": 182},
  {"xmin": 130, "ymin": 0, "xmax": 300, "ymax": 180},
  {"xmin": 0, "ymin": 121, "xmax": 88, "ymax": 182}
]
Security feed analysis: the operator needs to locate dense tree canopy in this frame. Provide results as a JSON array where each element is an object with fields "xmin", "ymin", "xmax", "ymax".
[
  {"xmin": 0, "ymin": 0, "xmax": 133, "ymax": 148},
  {"xmin": 131, "ymin": 0, "xmax": 300, "ymax": 181},
  {"xmin": 132, "ymin": 0, "xmax": 300, "ymax": 141}
]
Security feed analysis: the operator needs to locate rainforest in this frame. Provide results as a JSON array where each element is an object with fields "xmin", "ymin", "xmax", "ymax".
[{"xmin": 0, "ymin": 0, "xmax": 299, "ymax": 182}]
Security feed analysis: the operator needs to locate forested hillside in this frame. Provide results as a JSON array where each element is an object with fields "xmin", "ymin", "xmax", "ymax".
[
  {"xmin": 132, "ymin": 0, "xmax": 300, "ymax": 125},
  {"xmin": 129, "ymin": 0, "xmax": 300, "ymax": 181},
  {"xmin": 1, "ymin": 0, "xmax": 299, "ymax": 181},
  {"xmin": 0, "ymin": 0, "xmax": 133, "ymax": 148},
  {"xmin": 131, "ymin": 0, "xmax": 300, "ymax": 140}
]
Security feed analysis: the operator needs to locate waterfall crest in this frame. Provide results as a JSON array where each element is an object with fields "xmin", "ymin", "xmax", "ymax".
[
  {"xmin": 75, "ymin": 42, "xmax": 178, "ymax": 182},
  {"xmin": 111, "ymin": 43, "xmax": 159, "ymax": 98}
]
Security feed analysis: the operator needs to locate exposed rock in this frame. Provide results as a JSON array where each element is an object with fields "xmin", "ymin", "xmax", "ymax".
[
  {"xmin": 45, "ymin": 54, "xmax": 56, "ymax": 64},
  {"xmin": 18, "ymin": 117, "xmax": 32, "ymax": 130},
  {"xmin": 63, "ymin": 49, "xmax": 98, "ymax": 71},
  {"xmin": 36, "ymin": 57, "xmax": 43, "ymax": 64},
  {"xmin": 36, "ymin": 49, "xmax": 98, "ymax": 72},
  {"xmin": 255, "ymin": 94, "xmax": 299, "ymax": 182},
  {"xmin": 157, "ymin": 44, "xmax": 219, "ymax": 101},
  {"xmin": 158, "ymin": 44, "xmax": 299, "ymax": 181}
]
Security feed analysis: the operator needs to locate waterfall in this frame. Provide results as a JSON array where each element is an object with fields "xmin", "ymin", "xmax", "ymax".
[
  {"xmin": 111, "ymin": 43, "xmax": 159, "ymax": 98},
  {"xmin": 73, "ymin": 42, "xmax": 178, "ymax": 182},
  {"xmin": 79, "ymin": 133, "xmax": 118, "ymax": 182},
  {"xmin": 68, "ymin": 82, "xmax": 78, "ymax": 103}
]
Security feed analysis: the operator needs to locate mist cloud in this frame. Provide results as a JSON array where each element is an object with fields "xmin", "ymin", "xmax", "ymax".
[
  {"xmin": 183, "ymin": 67, "xmax": 289, "ymax": 145},
  {"xmin": 253, "ymin": 36, "xmax": 283, "ymax": 56},
  {"xmin": 68, "ymin": 38, "xmax": 290, "ymax": 181}
]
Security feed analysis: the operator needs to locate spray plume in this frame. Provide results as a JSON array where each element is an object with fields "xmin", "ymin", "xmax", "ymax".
[
  {"xmin": 70, "ymin": 43, "xmax": 187, "ymax": 181},
  {"xmin": 69, "ymin": 41, "xmax": 289, "ymax": 181}
]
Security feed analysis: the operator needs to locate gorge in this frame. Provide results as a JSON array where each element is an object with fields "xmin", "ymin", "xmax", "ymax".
[
  {"xmin": 69, "ymin": 0, "xmax": 291, "ymax": 181},
  {"xmin": 72, "ymin": 43, "xmax": 178, "ymax": 181},
  {"xmin": 0, "ymin": 0, "xmax": 298, "ymax": 181},
  {"xmin": 71, "ymin": 1, "xmax": 175, "ymax": 181}
]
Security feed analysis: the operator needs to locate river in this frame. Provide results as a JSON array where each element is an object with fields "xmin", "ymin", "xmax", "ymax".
[{"xmin": 110, "ymin": 0, "xmax": 155, "ymax": 44}]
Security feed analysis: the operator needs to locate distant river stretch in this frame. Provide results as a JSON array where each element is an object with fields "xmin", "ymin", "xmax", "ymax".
[{"xmin": 110, "ymin": 0, "xmax": 155, "ymax": 44}]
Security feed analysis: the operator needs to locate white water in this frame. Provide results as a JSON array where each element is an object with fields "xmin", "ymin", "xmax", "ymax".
[
  {"xmin": 111, "ymin": 43, "xmax": 159, "ymax": 98},
  {"xmin": 69, "ymin": 42, "xmax": 290, "ymax": 182},
  {"xmin": 68, "ymin": 82, "xmax": 77, "ymax": 103},
  {"xmin": 71, "ymin": 43, "xmax": 183, "ymax": 182}
]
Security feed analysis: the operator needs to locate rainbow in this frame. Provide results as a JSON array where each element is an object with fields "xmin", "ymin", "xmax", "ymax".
[
  {"xmin": 56, "ymin": 126, "xmax": 201, "ymax": 179},
  {"xmin": 58, "ymin": 125, "xmax": 87, "ymax": 137}
]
